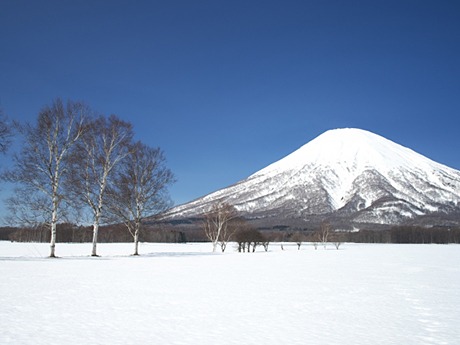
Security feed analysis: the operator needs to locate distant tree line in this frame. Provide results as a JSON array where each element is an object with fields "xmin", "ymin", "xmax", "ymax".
[
  {"xmin": 0, "ymin": 224, "xmax": 188, "ymax": 244},
  {"xmin": 389, "ymin": 226, "xmax": 460, "ymax": 244},
  {"xmin": 2, "ymin": 222, "xmax": 459, "ymax": 248},
  {"xmin": 321, "ymin": 226, "xmax": 460, "ymax": 244},
  {"xmin": 258, "ymin": 225, "xmax": 460, "ymax": 245}
]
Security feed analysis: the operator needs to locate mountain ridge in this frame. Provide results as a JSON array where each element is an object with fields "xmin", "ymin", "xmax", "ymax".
[{"xmin": 161, "ymin": 128, "xmax": 460, "ymax": 228}]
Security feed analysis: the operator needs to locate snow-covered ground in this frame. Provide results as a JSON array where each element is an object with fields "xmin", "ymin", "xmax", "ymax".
[{"xmin": 1, "ymin": 242, "xmax": 459, "ymax": 345}]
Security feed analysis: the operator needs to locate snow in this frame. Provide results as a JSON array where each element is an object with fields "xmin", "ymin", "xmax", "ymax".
[
  {"xmin": 1, "ymin": 241, "xmax": 460, "ymax": 345},
  {"xmin": 250, "ymin": 128, "xmax": 460, "ymax": 210},
  {"xmin": 253, "ymin": 128, "xmax": 456, "ymax": 177}
]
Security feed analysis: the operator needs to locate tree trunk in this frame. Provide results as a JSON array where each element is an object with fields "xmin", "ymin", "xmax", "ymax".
[
  {"xmin": 50, "ymin": 222, "xmax": 57, "ymax": 258},
  {"xmin": 133, "ymin": 209, "xmax": 141, "ymax": 256},
  {"xmin": 91, "ymin": 222, "xmax": 99, "ymax": 256},
  {"xmin": 49, "ymin": 196, "xmax": 58, "ymax": 258},
  {"xmin": 133, "ymin": 232, "xmax": 139, "ymax": 256},
  {"xmin": 91, "ymin": 195, "xmax": 104, "ymax": 256},
  {"xmin": 133, "ymin": 221, "xmax": 140, "ymax": 256}
]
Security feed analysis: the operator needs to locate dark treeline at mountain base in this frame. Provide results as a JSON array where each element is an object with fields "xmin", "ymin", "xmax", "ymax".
[
  {"xmin": 262, "ymin": 226, "xmax": 460, "ymax": 244},
  {"xmin": 342, "ymin": 226, "xmax": 460, "ymax": 244},
  {"xmin": 0, "ymin": 223, "xmax": 188, "ymax": 244},
  {"xmin": 2, "ymin": 224, "xmax": 459, "ymax": 245}
]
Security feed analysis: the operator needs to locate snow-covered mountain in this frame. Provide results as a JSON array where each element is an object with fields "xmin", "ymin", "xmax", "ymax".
[{"xmin": 164, "ymin": 128, "xmax": 460, "ymax": 227}]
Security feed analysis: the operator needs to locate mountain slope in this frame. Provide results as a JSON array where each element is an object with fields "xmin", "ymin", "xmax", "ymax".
[{"xmin": 164, "ymin": 128, "xmax": 460, "ymax": 227}]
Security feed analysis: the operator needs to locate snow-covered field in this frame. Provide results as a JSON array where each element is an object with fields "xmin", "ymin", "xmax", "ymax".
[{"xmin": 1, "ymin": 242, "xmax": 459, "ymax": 345}]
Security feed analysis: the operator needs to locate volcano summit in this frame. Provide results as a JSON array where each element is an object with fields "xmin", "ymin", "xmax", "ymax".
[{"xmin": 164, "ymin": 128, "xmax": 460, "ymax": 228}]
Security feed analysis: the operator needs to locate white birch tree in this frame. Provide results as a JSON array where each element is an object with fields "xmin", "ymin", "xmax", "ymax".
[
  {"xmin": 203, "ymin": 202, "xmax": 238, "ymax": 252},
  {"xmin": 70, "ymin": 114, "xmax": 133, "ymax": 256},
  {"xmin": 4, "ymin": 99, "xmax": 87, "ymax": 257},
  {"xmin": 317, "ymin": 222, "xmax": 330, "ymax": 249},
  {"xmin": 106, "ymin": 142, "xmax": 174, "ymax": 255}
]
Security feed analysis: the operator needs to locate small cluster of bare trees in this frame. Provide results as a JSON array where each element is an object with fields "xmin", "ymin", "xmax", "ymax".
[
  {"xmin": 280, "ymin": 222, "xmax": 342, "ymax": 250},
  {"xmin": 201, "ymin": 202, "xmax": 345, "ymax": 253},
  {"xmin": 235, "ymin": 228, "xmax": 268, "ymax": 252},
  {"xmin": 202, "ymin": 202, "xmax": 268, "ymax": 253},
  {"xmin": 2, "ymin": 99, "xmax": 175, "ymax": 257},
  {"xmin": 311, "ymin": 222, "xmax": 342, "ymax": 249}
]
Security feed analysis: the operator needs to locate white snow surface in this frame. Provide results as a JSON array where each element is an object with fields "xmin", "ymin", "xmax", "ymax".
[
  {"xmin": 253, "ymin": 128, "xmax": 450, "ymax": 177},
  {"xmin": 1, "ymin": 241, "xmax": 460, "ymax": 345}
]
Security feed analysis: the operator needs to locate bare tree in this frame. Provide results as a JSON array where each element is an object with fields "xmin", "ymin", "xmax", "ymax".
[
  {"xmin": 218, "ymin": 213, "xmax": 242, "ymax": 253},
  {"xmin": 330, "ymin": 231, "xmax": 344, "ymax": 250},
  {"xmin": 203, "ymin": 202, "xmax": 238, "ymax": 252},
  {"xmin": 106, "ymin": 141, "xmax": 175, "ymax": 255},
  {"xmin": 316, "ymin": 222, "xmax": 330, "ymax": 249},
  {"xmin": 70, "ymin": 115, "xmax": 133, "ymax": 256},
  {"xmin": 4, "ymin": 99, "xmax": 87, "ymax": 257},
  {"xmin": 291, "ymin": 231, "xmax": 305, "ymax": 250}
]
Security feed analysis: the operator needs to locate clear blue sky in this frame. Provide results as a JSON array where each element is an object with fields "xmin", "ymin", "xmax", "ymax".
[{"xmin": 1, "ymin": 0, "xmax": 460, "ymax": 206}]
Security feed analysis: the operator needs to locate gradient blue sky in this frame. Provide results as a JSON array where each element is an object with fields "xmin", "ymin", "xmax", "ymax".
[{"xmin": 1, "ymin": 0, "xmax": 460, "ymax": 206}]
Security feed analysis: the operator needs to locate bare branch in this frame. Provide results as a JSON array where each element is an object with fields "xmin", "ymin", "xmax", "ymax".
[{"xmin": 0, "ymin": 108, "xmax": 12, "ymax": 154}]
